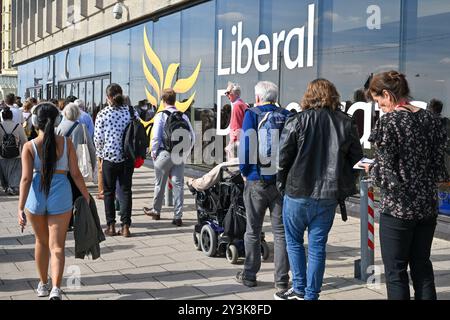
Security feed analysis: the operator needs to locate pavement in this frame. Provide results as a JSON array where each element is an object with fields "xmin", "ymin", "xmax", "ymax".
[{"xmin": 1, "ymin": 165, "xmax": 450, "ymax": 300}]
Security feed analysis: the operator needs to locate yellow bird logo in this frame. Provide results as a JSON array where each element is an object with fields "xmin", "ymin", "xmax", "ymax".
[{"xmin": 141, "ymin": 26, "xmax": 201, "ymax": 145}]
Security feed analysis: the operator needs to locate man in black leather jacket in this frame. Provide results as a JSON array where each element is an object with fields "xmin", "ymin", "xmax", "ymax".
[{"xmin": 274, "ymin": 79, "xmax": 363, "ymax": 301}]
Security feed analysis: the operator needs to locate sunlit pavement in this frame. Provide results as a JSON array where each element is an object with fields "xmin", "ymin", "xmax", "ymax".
[{"xmin": 1, "ymin": 165, "xmax": 450, "ymax": 300}]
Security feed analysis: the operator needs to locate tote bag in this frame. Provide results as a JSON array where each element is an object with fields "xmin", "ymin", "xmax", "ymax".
[{"xmin": 77, "ymin": 126, "xmax": 94, "ymax": 182}]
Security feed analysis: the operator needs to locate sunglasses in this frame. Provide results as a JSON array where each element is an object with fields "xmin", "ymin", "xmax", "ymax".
[{"xmin": 225, "ymin": 91, "xmax": 231, "ymax": 96}]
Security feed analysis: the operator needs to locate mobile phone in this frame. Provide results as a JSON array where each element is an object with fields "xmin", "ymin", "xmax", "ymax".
[{"xmin": 21, "ymin": 211, "xmax": 26, "ymax": 233}]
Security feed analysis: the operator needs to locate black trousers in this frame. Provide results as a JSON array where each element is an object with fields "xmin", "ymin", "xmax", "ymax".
[
  {"xmin": 102, "ymin": 160, "xmax": 134, "ymax": 227},
  {"xmin": 380, "ymin": 213, "xmax": 437, "ymax": 300}
]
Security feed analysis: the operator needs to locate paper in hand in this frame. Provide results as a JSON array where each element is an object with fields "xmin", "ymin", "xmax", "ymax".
[{"xmin": 354, "ymin": 157, "xmax": 374, "ymax": 170}]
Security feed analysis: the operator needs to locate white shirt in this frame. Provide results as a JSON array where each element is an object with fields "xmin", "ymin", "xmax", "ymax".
[
  {"xmin": 151, "ymin": 105, "xmax": 195, "ymax": 159},
  {"xmin": 6, "ymin": 104, "xmax": 23, "ymax": 125}
]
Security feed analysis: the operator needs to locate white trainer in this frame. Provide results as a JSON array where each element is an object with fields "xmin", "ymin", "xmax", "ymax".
[
  {"xmin": 37, "ymin": 282, "xmax": 50, "ymax": 297},
  {"xmin": 49, "ymin": 287, "xmax": 63, "ymax": 300}
]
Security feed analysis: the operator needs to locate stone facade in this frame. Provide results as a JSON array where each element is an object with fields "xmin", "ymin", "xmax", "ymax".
[{"xmin": 12, "ymin": 0, "xmax": 196, "ymax": 65}]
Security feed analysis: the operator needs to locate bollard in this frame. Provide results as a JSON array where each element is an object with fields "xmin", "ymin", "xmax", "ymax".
[
  {"xmin": 354, "ymin": 176, "xmax": 375, "ymax": 282},
  {"xmin": 165, "ymin": 175, "xmax": 174, "ymax": 207}
]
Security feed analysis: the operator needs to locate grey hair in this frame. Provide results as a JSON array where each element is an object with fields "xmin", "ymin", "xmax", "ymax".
[
  {"xmin": 63, "ymin": 102, "xmax": 81, "ymax": 121},
  {"xmin": 74, "ymin": 99, "xmax": 85, "ymax": 111},
  {"xmin": 255, "ymin": 81, "xmax": 278, "ymax": 103},
  {"xmin": 227, "ymin": 82, "xmax": 241, "ymax": 97}
]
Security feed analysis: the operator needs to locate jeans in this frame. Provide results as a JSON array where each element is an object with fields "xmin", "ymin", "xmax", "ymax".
[
  {"xmin": 152, "ymin": 151, "xmax": 185, "ymax": 219},
  {"xmin": 102, "ymin": 160, "xmax": 134, "ymax": 227},
  {"xmin": 283, "ymin": 195, "xmax": 337, "ymax": 300},
  {"xmin": 380, "ymin": 213, "xmax": 437, "ymax": 300},
  {"xmin": 243, "ymin": 181, "xmax": 290, "ymax": 287}
]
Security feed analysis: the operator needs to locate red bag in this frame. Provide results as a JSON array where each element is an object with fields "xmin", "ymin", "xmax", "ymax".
[{"xmin": 134, "ymin": 156, "xmax": 145, "ymax": 168}]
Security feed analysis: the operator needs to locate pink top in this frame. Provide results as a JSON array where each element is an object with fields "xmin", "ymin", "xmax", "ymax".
[{"xmin": 229, "ymin": 98, "xmax": 248, "ymax": 142}]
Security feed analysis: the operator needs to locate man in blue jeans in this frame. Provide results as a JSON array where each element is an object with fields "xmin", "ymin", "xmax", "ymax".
[{"xmin": 276, "ymin": 79, "xmax": 363, "ymax": 300}]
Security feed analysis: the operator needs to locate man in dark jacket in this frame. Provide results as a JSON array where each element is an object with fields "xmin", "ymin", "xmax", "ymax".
[{"xmin": 275, "ymin": 79, "xmax": 363, "ymax": 300}]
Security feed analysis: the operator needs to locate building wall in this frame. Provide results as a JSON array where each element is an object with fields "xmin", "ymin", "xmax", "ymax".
[
  {"xmin": 12, "ymin": 0, "xmax": 197, "ymax": 65},
  {"xmin": 1, "ymin": 0, "xmax": 16, "ymax": 75}
]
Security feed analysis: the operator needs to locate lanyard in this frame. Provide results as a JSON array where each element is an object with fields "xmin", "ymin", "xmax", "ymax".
[{"xmin": 394, "ymin": 100, "xmax": 413, "ymax": 112}]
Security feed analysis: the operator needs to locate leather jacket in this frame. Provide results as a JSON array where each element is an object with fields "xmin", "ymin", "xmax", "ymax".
[{"xmin": 277, "ymin": 108, "xmax": 363, "ymax": 200}]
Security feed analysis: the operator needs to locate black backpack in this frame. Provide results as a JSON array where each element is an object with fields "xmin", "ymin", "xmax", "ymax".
[
  {"xmin": 162, "ymin": 110, "xmax": 191, "ymax": 152},
  {"xmin": 123, "ymin": 106, "xmax": 149, "ymax": 165},
  {"xmin": 0, "ymin": 124, "xmax": 20, "ymax": 159}
]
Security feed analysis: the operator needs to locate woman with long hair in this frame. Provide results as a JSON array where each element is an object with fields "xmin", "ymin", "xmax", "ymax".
[{"xmin": 17, "ymin": 103, "xmax": 90, "ymax": 300}]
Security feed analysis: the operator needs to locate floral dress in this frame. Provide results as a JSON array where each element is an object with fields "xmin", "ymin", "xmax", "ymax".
[{"xmin": 369, "ymin": 109, "xmax": 448, "ymax": 220}]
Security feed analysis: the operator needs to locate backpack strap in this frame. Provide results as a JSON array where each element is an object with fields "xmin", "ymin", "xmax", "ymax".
[
  {"xmin": 128, "ymin": 106, "xmax": 136, "ymax": 120},
  {"xmin": 162, "ymin": 110, "xmax": 172, "ymax": 117},
  {"xmin": 249, "ymin": 106, "xmax": 263, "ymax": 116},
  {"xmin": 65, "ymin": 121, "xmax": 79, "ymax": 137},
  {"xmin": 0, "ymin": 124, "xmax": 6, "ymax": 134},
  {"xmin": 11, "ymin": 124, "xmax": 19, "ymax": 134}
]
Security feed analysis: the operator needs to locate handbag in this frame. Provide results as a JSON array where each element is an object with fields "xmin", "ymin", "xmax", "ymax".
[{"xmin": 77, "ymin": 126, "xmax": 94, "ymax": 182}]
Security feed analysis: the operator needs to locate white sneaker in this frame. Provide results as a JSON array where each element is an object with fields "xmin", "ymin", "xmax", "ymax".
[
  {"xmin": 49, "ymin": 287, "xmax": 63, "ymax": 300},
  {"xmin": 37, "ymin": 282, "xmax": 50, "ymax": 297}
]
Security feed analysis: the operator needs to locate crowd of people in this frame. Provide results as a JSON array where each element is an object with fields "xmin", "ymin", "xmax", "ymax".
[{"xmin": 1, "ymin": 70, "xmax": 448, "ymax": 301}]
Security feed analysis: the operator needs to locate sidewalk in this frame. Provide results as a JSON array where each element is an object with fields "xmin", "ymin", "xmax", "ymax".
[{"xmin": 1, "ymin": 165, "xmax": 450, "ymax": 300}]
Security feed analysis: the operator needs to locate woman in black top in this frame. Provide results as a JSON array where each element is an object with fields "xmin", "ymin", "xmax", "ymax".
[{"xmin": 367, "ymin": 71, "xmax": 448, "ymax": 300}]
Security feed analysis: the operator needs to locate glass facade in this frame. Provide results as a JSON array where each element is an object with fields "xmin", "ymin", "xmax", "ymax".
[{"xmin": 16, "ymin": 0, "xmax": 450, "ymax": 157}]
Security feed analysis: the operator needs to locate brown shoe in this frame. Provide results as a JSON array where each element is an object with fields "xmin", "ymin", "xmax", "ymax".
[
  {"xmin": 143, "ymin": 207, "xmax": 160, "ymax": 220},
  {"xmin": 104, "ymin": 224, "xmax": 117, "ymax": 236},
  {"xmin": 118, "ymin": 225, "xmax": 131, "ymax": 238}
]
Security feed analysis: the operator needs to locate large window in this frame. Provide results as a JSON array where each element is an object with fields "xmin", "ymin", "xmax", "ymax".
[
  {"xmin": 216, "ymin": 0, "xmax": 260, "ymax": 104},
  {"xmin": 80, "ymin": 41, "xmax": 94, "ymax": 78},
  {"xmin": 16, "ymin": 0, "xmax": 450, "ymax": 132},
  {"xmin": 259, "ymin": 0, "xmax": 318, "ymax": 106},
  {"xmin": 180, "ymin": 1, "xmax": 215, "ymax": 110},
  {"xmin": 95, "ymin": 36, "xmax": 111, "ymax": 74},
  {"xmin": 67, "ymin": 46, "xmax": 81, "ymax": 79},
  {"xmin": 129, "ymin": 23, "xmax": 147, "ymax": 105},
  {"xmin": 405, "ymin": 0, "xmax": 450, "ymax": 116},
  {"xmin": 319, "ymin": 0, "xmax": 402, "ymax": 101},
  {"xmin": 111, "ymin": 29, "xmax": 131, "ymax": 97}
]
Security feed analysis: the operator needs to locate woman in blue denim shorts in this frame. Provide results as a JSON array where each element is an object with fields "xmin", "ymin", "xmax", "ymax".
[{"xmin": 17, "ymin": 103, "xmax": 90, "ymax": 300}]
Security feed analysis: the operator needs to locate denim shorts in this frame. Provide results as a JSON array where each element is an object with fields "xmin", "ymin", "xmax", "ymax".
[{"xmin": 25, "ymin": 173, "xmax": 73, "ymax": 215}]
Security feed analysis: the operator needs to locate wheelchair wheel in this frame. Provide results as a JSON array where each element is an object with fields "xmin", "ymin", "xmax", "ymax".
[
  {"xmin": 193, "ymin": 231, "xmax": 201, "ymax": 251},
  {"xmin": 200, "ymin": 224, "xmax": 217, "ymax": 257},
  {"xmin": 261, "ymin": 241, "xmax": 270, "ymax": 261},
  {"xmin": 226, "ymin": 244, "xmax": 239, "ymax": 264}
]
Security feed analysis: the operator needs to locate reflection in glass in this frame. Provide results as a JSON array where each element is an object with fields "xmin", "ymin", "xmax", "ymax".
[
  {"xmin": 79, "ymin": 81, "xmax": 86, "ymax": 103},
  {"xmin": 86, "ymin": 81, "xmax": 93, "ymax": 116},
  {"xmin": 111, "ymin": 30, "xmax": 131, "ymax": 96},
  {"xmin": 95, "ymin": 36, "xmax": 111, "ymax": 74},
  {"xmin": 130, "ymin": 23, "xmax": 147, "ymax": 105},
  {"xmin": 102, "ymin": 78, "xmax": 110, "ymax": 106},
  {"xmin": 180, "ymin": 1, "xmax": 215, "ymax": 109},
  {"xmin": 259, "ymin": 0, "xmax": 318, "ymax": 106},
  {"xmin": 94, "ymin": 80, "xmax": 102, "ymax": 117},
  {"xmin": 80, "ymin": 42, "xmax": 95, "ymax": 77},
  {"xmin": 406, "ymin": 0, "xmax": 450, "ymax": 116},
  {"xmin": 319, "ymin": 0, "xmax": 401, "ymax": 101}
]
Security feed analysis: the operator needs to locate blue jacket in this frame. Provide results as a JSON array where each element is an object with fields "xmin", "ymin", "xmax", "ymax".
[
  {"xmin": 239, "ymin": 103, "xmax": 291, "ymax": 182},
  {"xmin": 78, "ymin": 111, "xmax": 95, "ymax": 138}
]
